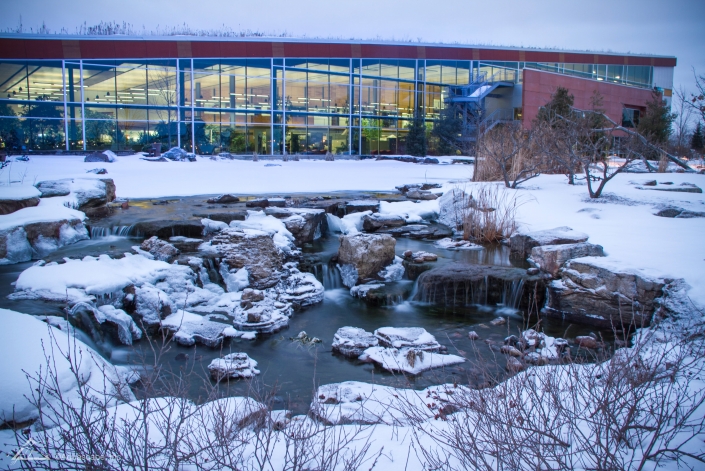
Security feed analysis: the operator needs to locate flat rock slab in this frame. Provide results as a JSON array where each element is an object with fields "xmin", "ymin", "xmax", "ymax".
[
  {"xmin": 361, "ymin": 347, "xmax": 463, "ymax": 375},
  {"xmin": 654, "ymin": 207, "xmax": 705, "ymax": 218},
  {"xmin": 530, "ymin": 242, "xmax": 604, "ymax": 277},
  {"xmin": 362, "ymin": 213, "xmax": 406, "ymax": 231},
  {"xmin": 374, "ymin": 326, "xmax": 443, "ymax": 352},
  {"xmin": 510, "ymin": 226, "xmax": 589, "ymax": 259},
  {"xmin": 345, "ymin": 200, "xmax": 380, "ymax": 214}
]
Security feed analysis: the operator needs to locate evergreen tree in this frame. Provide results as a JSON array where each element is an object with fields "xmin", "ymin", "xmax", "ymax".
[
  {"xmin": 637, "ymin": 91, "xmax": 676, "ymax": 145},
  {"xmin": 535, "ymin": 86, "xmax": 574, "ymax": 125},
  {"xmin": 405, "ymin": 110, "xmax": 427, "ymax": 157},
  {"xmin": 431, "ymin": 104, "xmax": 463, "ymax": 155},
  {"xmin": 691, "ymin": 122, "xmax": 704, "ymax": 152}
]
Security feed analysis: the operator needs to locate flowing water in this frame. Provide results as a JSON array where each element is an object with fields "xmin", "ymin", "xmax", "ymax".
[{"xmin": 0, "ymin": 198, "xmax": 617, "ymax": 414}]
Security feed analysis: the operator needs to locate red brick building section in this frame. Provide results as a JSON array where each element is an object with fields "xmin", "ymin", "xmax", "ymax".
[{"xmin": 522, "ymin": 68, "xmax": 656, "ymax": 128}]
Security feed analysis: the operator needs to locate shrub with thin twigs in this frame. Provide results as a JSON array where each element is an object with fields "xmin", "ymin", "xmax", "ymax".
[{"xmin": 462, "ymin": 183, "xmax": 521, "ymax": 244}]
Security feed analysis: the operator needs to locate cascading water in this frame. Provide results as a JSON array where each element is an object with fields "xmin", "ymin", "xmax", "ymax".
[
  {"xmin": 500, "ymin": 279, "xmax": 525, "ymax": 310},
  {"xmin": 321, "ymin": 263, "xmax": 343, "ymax": 290},
  {"xmin": 90, "ymin": 225, "xmax": 136, "ymax": 238}
]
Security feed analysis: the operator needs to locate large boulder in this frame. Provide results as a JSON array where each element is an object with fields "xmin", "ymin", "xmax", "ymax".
[
  {"xmin": 414, "ymin": 262, "xmax": 546, "ymax": 308},
  {"xmin": 211, "ymin": 228, "xmax": 284, "ymax": 289},
  {"xmin": 530, "ymin": 242, "xmax": 605, "ymax": 277},
  {"xmin": 208, "ymin": 353, "xmax": 260, "ymax": 381},
  {"xmin": 362, "ymin": 213, "xmax": 406, "ymax": 232},
  {"xmin": 336, "ymin": 233, "xmax": 396, "ymax": 287},
  {"xmin": 510, "ymin": 226, "xmax": 589, "ymax": 259},
  {"xmin": 0, "ymin": 186, "xmax": 40, "ymax": 215},
  {"xmin": 543, "ymin": 257, "xmax": 665, "ymax": 327},
  {"xmin": 438, "ymin": 188, "xmax": 471, "ymax": 230},
  {"xmin": 139, "ymin": 236, "xmax": 180, "ymax": 262}
]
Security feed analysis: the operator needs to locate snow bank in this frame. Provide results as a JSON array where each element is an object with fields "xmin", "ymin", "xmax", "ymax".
[
  {"xmin": 12, "ymin": 253, "xmax": 173, "ymax": 303},
  {"xmin": 0, "ymin": 185, "xmax": 40, "ymax": 201},
  {"xmin": 0, "ymin": 201, "xmax": 85, "ymax": 231},
  {"xmin": 0, "ymin": 308, "xmax": 133, "ymax": 426}
]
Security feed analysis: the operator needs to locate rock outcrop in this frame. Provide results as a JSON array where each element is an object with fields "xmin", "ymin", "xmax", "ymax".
[
  {"xmin": 208, "ymin": 353, "xmax": 260, "ymax": 381},
  {"xmin": 530, "ymin": 242, "xmax": 605, "ymax": 277},
  {"xmin": 414, "ymin": 262, "xmax": 546, "ymax": 308},
  {"xmin": 543, "ymin": 257, "xmax": 665, "ymax": 327},
  {"xmin": 139, "ymin": 236, "xmax": 180, "ymax": 262},
  {"xmin": 336, "ymin": 233, "xmax": 396, "ymax": 287}
]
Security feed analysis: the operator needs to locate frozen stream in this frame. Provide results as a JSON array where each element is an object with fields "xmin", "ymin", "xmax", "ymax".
[{"xmin": 0, "ymin": 199, "xmax": 617, "ymax": 415}]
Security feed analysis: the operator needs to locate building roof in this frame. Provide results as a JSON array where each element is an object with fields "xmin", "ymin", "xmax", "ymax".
[{"xmin": 0, "ymin": 34, "xmax": 677, "ymax": 67}]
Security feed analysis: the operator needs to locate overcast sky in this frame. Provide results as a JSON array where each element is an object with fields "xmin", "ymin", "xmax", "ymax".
[{"xmin": 2, "ymin": 0, "xmax": 703, "ymax": 117}]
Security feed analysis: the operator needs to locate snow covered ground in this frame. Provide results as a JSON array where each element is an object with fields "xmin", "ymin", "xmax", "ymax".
[{"xmin": 0, "ymin": 154, "xmax": 468, "ymax": 198}]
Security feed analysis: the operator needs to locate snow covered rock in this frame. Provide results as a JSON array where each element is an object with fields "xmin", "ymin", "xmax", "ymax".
[
  {"xmin": 279, "ymin": 208, "xmax": 327, "ymax": 244},
  {"xmin": 396, "ymin": 183, "xmax": 442, "ymax": 194},
  {"xmin": 332, "ymin": 327, "xmax": 379, "ymax": 358},
  {"xmin": 0, "ymin": 205, "xmax": 89, "ymax": 264},
  {"xmin": 208, "ymin": 353, "xmax": 259, "ymax": 381},
  {"xmin": 0, "ymin": 308, "xmax": 133, "ymax": 426},
  {"xmin": 161, "ymin": 310, "xmax": 229, "ymax": 347},
  {"xmin": 438, "ymin": 188, "xmax": 471, "ymax": 230},
  {"xmin": 406, "ymin": 189, "xmax": 438, "ymax": 200},
  {"xmin": 84, "ymin": 150, "xmax": 117, "ymax": 162},
  {"xmin": 232, "ymin": 296, "xmax": 291, "ymax": 334},
  {"xmin": 530, "ymin": 242, "xmax": 604, "ymax": 277},
  {"xmin": 380, "ymin": 223, "xmax": 453, "ymax": 240},
  {"xmin": 0, "ymin": 185, "xmax": 40, "ymax": 215},
  {"xmin": 345, "ymin": 200, "xmax": 380, "ymax": 214},
  {"xmin": 361, "ymin": 347, "xmax": 464, "ymax": 375},
  {"xmin": 435, "ymin": 238, "xmax": 483, "ymax": 250},
  {"xmin": 94, "ymin": 304, "xmax": 143, "ymax": 345},
  {"xmin": 140, "ymin": 236, "xmax": 180, "ymax": 262},
  {"xmin": 544, "ymin": 257, "xmax": 665, "ymax": 327},
  {"xmin": 361, "ymin": 213, "xmax": 406, "ymax": 232},
  {"xmin": 206, "ymin": 194, "xmax": 240, "ymax": 204},
  {"xmin": 210, "ymin": 227, "xmax": 284, "ymax": 290},
  {"xmin": 336, "ymin": 233, "xmax": 396, "ymax": 286},
  {"xmin": 36, "ymin": 178, "xmax": 116, "ymax": 210},
  {"xmin": 228, "ymin": 211, "xmax": 296, "ymax": 252},
  {"xmin": 510, "ymin": 226, "xmax": 589, "ymax": 259},
  {"xmin": 270, "ymin": 264, "xmax": 324, "ymax": 309},
  {"xmin": 374, "ymin": 327, "xmax": 444, "ymax": 352},
  {"xmin": 312, "ymin": 381, "xmax": 464, "ymax": 426},
  {"xmin": 378, "ymin": 256, "xmax": 405, "ymax": 281}
]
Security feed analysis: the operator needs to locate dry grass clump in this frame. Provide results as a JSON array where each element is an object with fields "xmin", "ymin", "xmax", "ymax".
[{"xmin": 462, "ymin": 183, "xmax": 520, "ymax": 244}]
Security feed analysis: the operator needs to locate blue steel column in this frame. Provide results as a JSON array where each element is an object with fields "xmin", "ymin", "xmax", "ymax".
[
  {"xmin": 270, "ymin": 58, "xmax": 274, "ymax": 155},
  {"xmin": 191, "ymin": 59, "xmax": 195, "ymax": 153},
  {"xmin": 62, "ymin": 60, "xmax": 69, "ymax": 151},
  {"xmin": 176, "ymin": 58, "xmax": 181, "ymax": 149},
  {"xmin": 282, "ymin": 61, "xmax": 286, "ymax": 155},
  {"xmin": 80, "ymin": 60, "xmax": 86, "ymax": 151},
  {"xmin": 358, "ymin": 58, "xmax": 362, "ymax": 155},
  {"xmin": 348, "ymin": 58, "xmax": 352, "ymax": 155}
]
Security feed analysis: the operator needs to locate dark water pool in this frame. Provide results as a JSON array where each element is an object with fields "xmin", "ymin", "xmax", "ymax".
[{"xmin": 0, "ymin": 229, "xmax": 614, "ymax": 414}]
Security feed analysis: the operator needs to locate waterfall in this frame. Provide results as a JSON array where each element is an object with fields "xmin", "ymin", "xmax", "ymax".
[
  {"xmin": 321, "ymin": 263, "xmax": 343, "ymax": 290},
  {"xmin": 90, "ymin": 225, "xmax": 136, "ymax": 238},
  {"xmin": 500, "ymin": 279, "xmax": 525, "ymax": 310}
]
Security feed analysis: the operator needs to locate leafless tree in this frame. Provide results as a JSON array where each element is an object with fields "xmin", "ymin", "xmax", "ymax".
[
  {"xmin": 672, "ymin": 86, "xmax": 695, "ymax": 156},
  {"xmin": 475, "ymin": 122, "xmax": 542, "ymax": 189}
]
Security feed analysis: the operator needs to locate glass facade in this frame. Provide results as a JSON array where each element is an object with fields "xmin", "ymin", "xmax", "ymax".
[{"xmin": 0, "ymin": 57, "xmax": 657, "ymax": 154}]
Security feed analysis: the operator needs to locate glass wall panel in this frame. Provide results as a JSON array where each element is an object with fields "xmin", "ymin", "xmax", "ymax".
[
  {"xmin": 0, "ymin": 61, "xmax": 29, "ymax": 100},
  {"xmin": 361, "ymin": 60, "xmax": 380, "ymax": 77},
  {"xmin": 425, "ymin": 61, "xmax": 442, "ymax": 83},
  {"xmin": 398, "ymin": 60, "xmax": 415, "ymax": 81},
  {"xmin": 286, "ymin": 126, "xmax": 307, "ymax": 154},
  {"xmin": 330, "ymin": 127, "xmax": 348, "ymax": 154},
  {"xmin": 328, "ymin": 59, "xmax": 350, "ymax": 74},
  {"xmin": 26, "ymin": 61, "xmax": 64, "ymax": 102}
]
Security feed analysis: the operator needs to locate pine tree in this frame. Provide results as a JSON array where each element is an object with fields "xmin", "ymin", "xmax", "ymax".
[
  {"xmin": 405, "ymin": 110, "xmax": 427, "ymax": 157},
  {"xmin": 432, "ymin": 104, "xmax": 463, "ymax": 155},
  {"xmin": 637, "ymin": 91, "xmax": 676, "ymax": 145},
  {"xmin": 691, "ymin": 122, "xmax": 704, "ymax": 152},
  {"xmin": 535, "ymin": 86, "xmax": 574, "ymax": 125}
]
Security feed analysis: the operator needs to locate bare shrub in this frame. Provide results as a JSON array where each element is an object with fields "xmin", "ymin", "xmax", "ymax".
[
  {"xmin": 403, "ymin": 321, "xmax": 705, "ymax": 470},
  {"xmin": 325, "ymin": 151, "xmax": 335, "ymax": 161},
  {"xmin": 462, "ymin": 183, "xmax": 521, "ymax": 243},
  {"xmin": 10, "ymin": 323, "xmax": 379, "ymax": 470},
  {"xmin": 252, "ymin": 151, "xmax": 259, "ymax": 162},
  {"xmin": 658, "ymin": 149, "xmax": 669, "ymax": 173}
]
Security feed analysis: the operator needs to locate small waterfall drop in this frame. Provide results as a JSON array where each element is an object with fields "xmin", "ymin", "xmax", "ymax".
[{"xmin": 90, "ymin": 225, "xmax": 136, "ymax": 239}]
